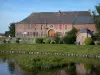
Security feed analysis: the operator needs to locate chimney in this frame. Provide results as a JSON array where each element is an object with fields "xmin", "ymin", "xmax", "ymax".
[
  {"xmin": 88, "ymin": 9, "xmax": 91, "ymax": 16},
  {"xmin": 58, "ymin": 10, "xmax": 61, "ymax": 15},
  {"xmin": 88, "ymin": 9, "xmax": 91, "ymax": 13}
]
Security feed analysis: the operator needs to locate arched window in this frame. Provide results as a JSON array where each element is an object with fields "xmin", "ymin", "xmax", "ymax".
[{"xmin": 50, "ymin": 25, "xmax": 53, "ymax": 28}]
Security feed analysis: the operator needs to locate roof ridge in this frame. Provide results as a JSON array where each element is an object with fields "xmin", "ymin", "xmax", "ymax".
[
  {"xmin": 16, "ymin": 11, "xmax": 93, "ymax": 24},
  {"xmin": 30, "ymin": 11, "xmax": 89, "ymax": 14}
]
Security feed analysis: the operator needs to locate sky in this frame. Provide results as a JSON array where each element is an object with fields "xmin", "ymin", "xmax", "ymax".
[{"xmin": 0, "ymin": 0, "xmax": 100, "ymax": 33}]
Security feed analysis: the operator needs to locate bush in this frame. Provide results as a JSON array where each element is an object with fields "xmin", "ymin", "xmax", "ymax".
[
  {"xmin": 35, "ymin": 38, "xmax": 44, "ymax": 44},
  {"xmin": 63, "ymin": 35, "xmax": 76, "ymax": 44},
  {"xmin": 16, "ymin": 38, "xmax": 20, "ymax": 44},
  {"xmin": 50, "ymin": 41, "xmax": 56, "ymax": 44},
  {"xmin": 43, "ymin": 38, "xmax": 51, "ymax": 44},
  {"xmin": 0, "ymin": 37, "xmax": 2, "ymax": 41},
  {"xmin": 53, "ymin": 36, "xmax": 60, "ymax": 44},
  {"xmin": 3, "ymin": 39, "xmax": 6, "ymax": 43},
  {"xmin": 63, "ymin": 27, "xmax": 77, "ymax": 44},
  {"xmin": 59, "ymin": 38, "xmax": 64, "ymax": 44},
  {"xmin": 84, "ymin": 37, "xmax": 94, "ymax": 45}
]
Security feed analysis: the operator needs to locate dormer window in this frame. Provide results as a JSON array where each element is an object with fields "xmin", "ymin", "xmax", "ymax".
[{"xmin": 50, "ymin": 25, "xmax": 53, "ymax": 28}]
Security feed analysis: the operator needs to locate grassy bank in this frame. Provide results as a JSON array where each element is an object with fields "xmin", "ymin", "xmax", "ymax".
[
  {"xmin": 0, "ymin": 44, "xmax": 100, "ymax": 55},
  {"xmin": 0, "ymin": 53, "xmax": 100, "ymax": 71},
  {"xmin": 0, "ymin": 44, "xmax": 100, "ymax": 71}
]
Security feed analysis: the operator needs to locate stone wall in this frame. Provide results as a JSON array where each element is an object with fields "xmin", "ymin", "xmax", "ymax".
[{"xmin": 76, "ymin": 33, "xmax": 92, "ymax": 45}]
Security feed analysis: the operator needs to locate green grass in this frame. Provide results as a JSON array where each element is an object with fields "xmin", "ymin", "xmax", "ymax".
[
  {"xmin": 0, "ymin": 44, "xmax": 100, "ymax": 55},
  {"xmin": 0, "ymin": 53, "xmax": 100, "ymax": 72},
  {"xmin": 0, "ymin": 44, "xmax": 100, "ymax": 71}
]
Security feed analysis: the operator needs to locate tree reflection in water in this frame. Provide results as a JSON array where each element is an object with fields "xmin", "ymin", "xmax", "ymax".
[
  {"xmin": 8, "ymin": 61, "xmax": 15, "ymax": 74},
  {"xmin": 84, "ymin": 64, "xmax": 100, "ymax": 75},
  {"xmin": 66, "ymin": 62, "xmax": 76, "ymax": 75}
]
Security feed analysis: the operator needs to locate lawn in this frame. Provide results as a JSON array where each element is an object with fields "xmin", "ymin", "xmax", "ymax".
[
  {"xmin": 0, "ymin": 44, "xmax": 100, "ymax": 70},
  {"xmin": 0, "ymin": 44, "xmax": 100, "ymax": 55}
]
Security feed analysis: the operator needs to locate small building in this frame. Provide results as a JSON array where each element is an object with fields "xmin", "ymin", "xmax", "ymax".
[{"xmin": 76, "ymin": 28, "xmax": 94, "ymax": 45}]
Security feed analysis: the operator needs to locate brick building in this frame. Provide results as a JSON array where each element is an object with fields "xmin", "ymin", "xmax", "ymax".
[{"xmin": 15, "ymin": 11, "xmax": 96, "ymax": 38}]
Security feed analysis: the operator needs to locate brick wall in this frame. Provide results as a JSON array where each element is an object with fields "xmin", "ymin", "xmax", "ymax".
[
  {"xmin": 15, "ymin": 24, "xmax": 95, "ymax": 38},
  {"xmin": 74, "ymin": 24, "xmax": 96, "ymax": 32}
]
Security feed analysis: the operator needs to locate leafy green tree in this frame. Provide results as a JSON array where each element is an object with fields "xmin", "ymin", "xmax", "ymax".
[
  {"xmin": 8, "ymin": 62, "xmax": 15, "ymax": 74},
  {"xmin": 4, "ymin": 31, "xmax": 10, "ymax": 37},
  {"xmin": 67, "ymin": 27, "xmax": 78, "ymax": 36},
  {"xmin": 9, "ymin": 23, "xmax": 15, "ymax": 37},
  {"xmin": 63, "ymin": 27, "xmax": 78, "ymax": 44},
  {"xmin": 5, "ymin": 23, "xmax": 15, "ymax": 37},
  {"xmin": 93, "ymin": 4, "xmax": 100, "ymax": 34}
]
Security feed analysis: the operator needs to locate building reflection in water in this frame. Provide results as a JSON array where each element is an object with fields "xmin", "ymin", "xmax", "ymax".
[{"xmin": 13, "ymin": 62, "xmax": 100, "ymax": 75}]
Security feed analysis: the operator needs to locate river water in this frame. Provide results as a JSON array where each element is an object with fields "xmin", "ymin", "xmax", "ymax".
[{"xmin": 0, "ymin": 54, "xmax": 100, "ymax": 75}]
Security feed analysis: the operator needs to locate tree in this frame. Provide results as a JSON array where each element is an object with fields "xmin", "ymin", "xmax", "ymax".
[
  {"xmin": 63, "ymin": 35, "xmax": 76, "ymax": 44},
  {"xmin": 9, "ymin": 23, "xmax": 15, "ymax": 37},
  {"xmin": 93, "ymin": 4, "xmax": 100, "ymax": 34},
  {"xmin": 4, "ymin": 31, "xmax": 10, "ymax": 37},
  {"xmin": 63, "ymin": 27, "xmax": 78, "ymax": 44},
  {"xmin": 67, "ymin": 27, "xmax": 78, "ymax": 36},
  {"xmin": 4, "ymin": 23, "xmax": 15, "ymax": 37}
]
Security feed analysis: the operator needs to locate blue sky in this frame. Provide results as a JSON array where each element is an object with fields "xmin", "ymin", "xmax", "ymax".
[{"xmin": 0, "ymin": 0, "xmax": 99, "ymax": 33}]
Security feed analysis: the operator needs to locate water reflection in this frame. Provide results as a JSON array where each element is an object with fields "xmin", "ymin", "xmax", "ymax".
[
  {"xmin": 8, "ymin": 61, "xmax": 15, "ymax": 74},
  {"xmin": 0, "ymin": 56, "xmax": 100, "ymax": 75}
]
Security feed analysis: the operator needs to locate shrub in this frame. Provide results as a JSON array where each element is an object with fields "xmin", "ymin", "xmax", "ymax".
[
  {"xmin": 93, "ymin": 33, "xmax": 100, "ymax": 41},
  {"xmin": 84, "ymin": 37, "xmax": 94, "ymax": 45},
  {"xmin": 63, "ymin": 35, "xmax": 76, "ymax": 44},
  {"xmin": 16, "ymin": 38, "xmax": 20, "ymax": 44},
  {"xmin": 0, "ymin": 37, "xmax": 2, "ymax": 41},
  {"xmin": 35, "ymin": 38, "xmax": 44, "ymax": 44},
  {"xmin": 53, "ymin": 36, "xmax": 60, "ymax": 44},
  {"xmin": 59, "ymin": 39, "xmax": 64, "ymax": 44},
  {"xmin": 3, "ymin": 39, "xmax": 6, "ymax": 43},
  {"xmin": 43, "ymin": 38, "xmax": 51, "ymax": 44},
  {"xmin": 63, "ymin": 27, "xmax": 77, "ymax": 44},
  {"xmin": 50, "ymin": 41, "xmax": 56, "ymax": 44}
]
